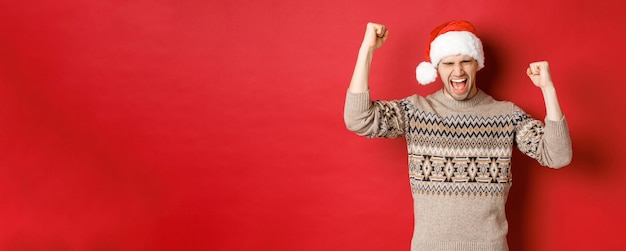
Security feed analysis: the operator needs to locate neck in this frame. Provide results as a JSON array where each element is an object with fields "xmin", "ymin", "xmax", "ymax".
[
  {"xmin": 443, "ymin": 86, "xmax": 478, "ymax": 101},
  {"xmin": 435, "ymin": 88, "xmax": 486, "ymax": 109}
]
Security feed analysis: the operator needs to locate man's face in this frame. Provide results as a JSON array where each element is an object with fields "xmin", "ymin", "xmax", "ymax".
[{"xmin": 437, "ymin": 54, "xmax": 479, "ymax": 101}]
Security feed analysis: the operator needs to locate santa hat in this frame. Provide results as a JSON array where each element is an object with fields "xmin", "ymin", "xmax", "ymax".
[{"xmin": 415, "ymin": 20, "xmax": 485, "ymax": 85}]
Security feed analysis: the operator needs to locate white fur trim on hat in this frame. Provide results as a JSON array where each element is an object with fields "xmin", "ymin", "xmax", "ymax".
[
  {"xmin": 416, "ymin": 62, "xmax": 437, "ymax": 85},
  {"xmin": 429, "ymin": 31, "xmax": 484, "ymax": 70}
]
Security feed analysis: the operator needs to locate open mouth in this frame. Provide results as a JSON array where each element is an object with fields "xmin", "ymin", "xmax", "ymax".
[{"xmin": 450, "ymin": 78, "xmax": 468, "ymax": 94}]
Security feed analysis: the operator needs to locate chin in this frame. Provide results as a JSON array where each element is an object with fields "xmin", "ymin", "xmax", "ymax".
[{"xmin": 444, "ymin": 87, "xmax": 471, "ymax": 100}]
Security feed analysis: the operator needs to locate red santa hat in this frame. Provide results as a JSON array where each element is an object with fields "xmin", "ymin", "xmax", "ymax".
[{"xmin": 415, "ymin": 20, "xmax": 485, "ymax": 85}]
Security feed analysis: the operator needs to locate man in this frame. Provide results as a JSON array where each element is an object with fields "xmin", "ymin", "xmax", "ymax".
[{"xmin": 343, "ymin": 20, "xmax": 572, "ymax": 250}]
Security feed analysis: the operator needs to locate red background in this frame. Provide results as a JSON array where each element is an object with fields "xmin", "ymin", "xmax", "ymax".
[{"xmin": 1, "ymin": 0, "xmax": 624, "ymax": 250}]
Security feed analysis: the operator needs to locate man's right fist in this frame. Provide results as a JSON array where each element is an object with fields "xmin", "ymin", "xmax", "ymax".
[{"xmin": 361, "ymin": 22, "xmax": 389, "ymax": 50}]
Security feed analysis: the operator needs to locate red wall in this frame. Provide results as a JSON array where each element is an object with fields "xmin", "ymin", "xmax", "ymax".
[{"xmin": 1, "ymin": 0, "xmax": 624, "ymax": 250}]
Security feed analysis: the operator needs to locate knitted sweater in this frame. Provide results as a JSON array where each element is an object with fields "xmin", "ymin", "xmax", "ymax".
[{"xmin": 344, "ymin": 89, "xmax": 572, "ymax": 251}]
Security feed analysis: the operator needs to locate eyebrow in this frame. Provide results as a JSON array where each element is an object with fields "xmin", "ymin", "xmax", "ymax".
[{"xmin": 441, "ymin": 59, "xmax": 473, "ymax": 63}]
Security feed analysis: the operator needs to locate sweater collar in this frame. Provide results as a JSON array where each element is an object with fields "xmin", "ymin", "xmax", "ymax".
[{"xmin": 429, "ymin": 88, "xmax": 488, "ymax": 109}]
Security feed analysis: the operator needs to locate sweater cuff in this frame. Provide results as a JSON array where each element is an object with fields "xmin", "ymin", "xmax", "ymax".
[
  {"xmin": 544, "ymin": 116, "xmax": 570, "ymax": 140},
  {"xmin": 345, "ymin": 91, "xmax": 372, "ymax": 113}
]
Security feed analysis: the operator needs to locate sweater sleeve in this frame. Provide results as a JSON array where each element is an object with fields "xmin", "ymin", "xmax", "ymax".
[
  {"xmin": 343, "ymin": 91, "xmax": 407, "ymax": 139},
  {"xmin": 513, "ymin": 109, "xmax": 573, "ymax": 168}
]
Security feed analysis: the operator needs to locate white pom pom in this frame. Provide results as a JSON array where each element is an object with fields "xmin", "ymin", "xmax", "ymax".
[{"xmin": 415, "ymin": 62, "xmax": 437, "ymax": 85}]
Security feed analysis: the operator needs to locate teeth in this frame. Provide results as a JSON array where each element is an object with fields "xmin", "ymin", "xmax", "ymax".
[{"xmin": 451, "ymin": 79, "xmax": 466, "ymax": 83}]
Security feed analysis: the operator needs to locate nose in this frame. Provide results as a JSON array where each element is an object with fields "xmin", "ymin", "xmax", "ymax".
[{"xmin": 453, "ymin": 63, "xmax": 464, "ymax": 76}]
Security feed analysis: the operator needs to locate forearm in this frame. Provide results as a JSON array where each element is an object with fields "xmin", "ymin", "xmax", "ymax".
[
  {"xmin": 539, "ymin": 118, "xmax": 572, "ymax": 168},
  {"xmin": 540, "ymin": 85, "xmax": 564, "ymax": 121},
  {"xmin": 516, "ymin": 113, "xmax": 572, "ymax": 168},
  {"xmin": 527, "ymin": 61, "xmax": 564, "ymax": 121},
  {"xmin": 348, "ymin": 46, "xmax": 375, "ymax": 93}
]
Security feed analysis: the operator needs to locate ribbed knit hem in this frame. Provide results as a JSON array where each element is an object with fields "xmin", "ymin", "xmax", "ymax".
[
  {"xmin": 544, "ymin": 115, "xmax": 570, "ymax": 140},
  {"xmin": 344, "ymin": 91, "xmax": 372, "ymax": 113},
  {"xmin": 412, "ymin": 241, "xmax": 508, "ymax": 251}
]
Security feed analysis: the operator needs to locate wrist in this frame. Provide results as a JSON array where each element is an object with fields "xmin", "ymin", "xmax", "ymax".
[
  {"xmin": 540, "ymin": 84, "xmax": 556, "ymax": 93},
  {"xmin": 359, "ymin": 44, "xmax": 376, "ymax": 53}
]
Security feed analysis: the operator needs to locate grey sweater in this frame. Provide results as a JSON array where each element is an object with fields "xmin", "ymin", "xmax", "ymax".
[{"xmin": 344, "ymin": 89, "xmax": 572, "ymax": 251}]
